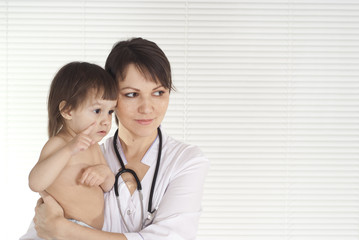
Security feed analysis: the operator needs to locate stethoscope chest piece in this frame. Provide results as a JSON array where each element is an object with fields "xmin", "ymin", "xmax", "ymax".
[{"xmin": 147, "ymin": 212, "xmax": 154, "ymax": 221}]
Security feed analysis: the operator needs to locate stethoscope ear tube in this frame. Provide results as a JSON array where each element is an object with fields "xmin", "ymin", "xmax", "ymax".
[
  {"xmin": 113, "ymin": 129, "xmax": 125, "ymax": 170},
  {"xmin": 148, "ymin": 128, "xmax": 162, "ymax": 214},
  {"xmin": 114, "ymin": 170, "xmax": 120, "ymax": 197}
]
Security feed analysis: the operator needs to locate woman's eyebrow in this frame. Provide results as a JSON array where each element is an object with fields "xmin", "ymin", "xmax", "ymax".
[
  {"xmin": 120, "ymin": 87, "xmax": 140, "ymax": 91},
  {"xmin": 153, "ymin": 85, "xmax": 164, "ymax": 90},
  {"xmin": 120, "ymin": 85, "xmax": 164, "ymax": 91}
]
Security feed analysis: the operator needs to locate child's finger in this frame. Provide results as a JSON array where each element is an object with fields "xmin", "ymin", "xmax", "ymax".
[
  {"xmin": 81, "ymin": 140, "xmax": 92, "ymax": 151},
  {"xmin": 82, "ymin": 122, "xmax": 96, "ymax": 135},
  {"xmin": 80, "ymin": 171, "xmax": 89, "ymax": 184},
  {"xmin": 85, "ymin": 174, "xmax": 94, "ymax": 186},
  {"xmin": 89, "ymin": 176, "xmax": 99, "ymax": 186}
]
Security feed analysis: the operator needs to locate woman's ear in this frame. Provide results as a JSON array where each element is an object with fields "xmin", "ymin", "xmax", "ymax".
[{"xmin": 59, "ymin": 100, "xmax": 72, "ymax": 120}]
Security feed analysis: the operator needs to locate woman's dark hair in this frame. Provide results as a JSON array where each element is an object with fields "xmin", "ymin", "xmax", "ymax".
[
  {"xmin": 105, "ymin": 37, "xmax": 174, "ymax": 92},
  {"xmin": 47, "ymin": 61, "xmax": 118, "ymax": 137}
]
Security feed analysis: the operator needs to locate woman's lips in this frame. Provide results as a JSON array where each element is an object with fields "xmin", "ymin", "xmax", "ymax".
[{"xmin": 136, "ymin": 119, "xmax": 153, "ymax": 125}]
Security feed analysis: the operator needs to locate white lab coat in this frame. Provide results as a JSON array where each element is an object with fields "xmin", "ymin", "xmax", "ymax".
[
  {"xmin": 102, "ymin": 128, "xmax": 209, "ymax": 240},
  {"xmin": 20, "ymin": 128, "xmax": 209, "ymax": 240}
]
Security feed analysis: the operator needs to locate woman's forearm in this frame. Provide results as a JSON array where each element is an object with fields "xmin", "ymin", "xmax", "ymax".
[
  {"xmin": 35, "ymin": 192, "xmax": 127, "ymax": 240},
  {"xmin": 55, "ymin": 218, "xmax": 127, "ymax": 240}
]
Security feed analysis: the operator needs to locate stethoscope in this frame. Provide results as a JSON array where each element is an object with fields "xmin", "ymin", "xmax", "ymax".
[{"xmin": 113, "ymin": 127, "xmax": 162, "ymax": 231}]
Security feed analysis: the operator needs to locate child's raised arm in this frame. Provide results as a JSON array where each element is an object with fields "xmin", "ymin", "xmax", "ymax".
[{"xmin": 29, "ymin": 124, "xmax": 96, "ymax": 192}]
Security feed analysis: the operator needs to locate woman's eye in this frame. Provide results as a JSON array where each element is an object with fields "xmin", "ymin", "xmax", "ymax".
[
  {"xmin": 125, "ymin": 92, "xmax": 138, "ymax": 98},
  {"xmin": 109, "ymin": 110, "xmax": 114, "ymax": 115},
  {"xmin": 154, "ymin": 90, "xmax": 165, "ymax": 96},
  {"xmin": 94, "ymin": 109, "xmax": 101, "ymax": 114}
]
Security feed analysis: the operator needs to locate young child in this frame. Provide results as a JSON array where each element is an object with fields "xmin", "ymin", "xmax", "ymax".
[{"xmin": 24, "ymin": 62, "xmax": 118, "ymax": 236}]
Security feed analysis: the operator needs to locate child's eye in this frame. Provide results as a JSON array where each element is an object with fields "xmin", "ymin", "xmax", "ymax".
[
  {"xmin": 109, "ymin": 110, "xmax": 114, "ymax": 115},
  {"xmin": 153, "ymin": 90, "xmax": 165, "ymax": 96},
  {"xmin": 125, "ymin": 92, "xmax": 138, "ymax": 98},
  {"xmin": 94, "ymin": 109, "xmax": 101, "ymax": 114}
]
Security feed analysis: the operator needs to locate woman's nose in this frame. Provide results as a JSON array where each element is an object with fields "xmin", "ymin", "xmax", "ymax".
[{"xmin": 139, "ymin": 97, "xmax": 154, "ymax": 114}]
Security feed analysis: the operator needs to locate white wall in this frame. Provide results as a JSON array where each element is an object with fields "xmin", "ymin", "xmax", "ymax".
[{"xmin": 1, "ymin": 1, "xmax": 359, "ymax": 239}]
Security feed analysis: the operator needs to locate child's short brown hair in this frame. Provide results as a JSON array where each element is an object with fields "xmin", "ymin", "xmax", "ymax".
[{"xmin": 47, "ymin": 62, "xmax": 118, "ymax": 137}]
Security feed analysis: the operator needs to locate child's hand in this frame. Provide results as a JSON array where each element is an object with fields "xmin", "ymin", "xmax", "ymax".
[
  {"xmin": 68, "ymin": 123, "xmax": 96, "ymax": 155},
  {"xmin": 79, "ymin": 164, "xmax": 113, "ymax": 188}
]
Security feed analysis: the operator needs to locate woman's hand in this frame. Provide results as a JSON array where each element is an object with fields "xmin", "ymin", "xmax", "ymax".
[
  {"xmin": 33, "ymin": 191, "xmax": 126, "ymax": 240},
  {"xmin": 33, "ymin": 191, "xmax": 65, "ymax": 239}
]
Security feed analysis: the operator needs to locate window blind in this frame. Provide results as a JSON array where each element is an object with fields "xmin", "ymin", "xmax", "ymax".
[{"xmin": 1, "ymin": 1, "xmax": 359, "ymax": 239}]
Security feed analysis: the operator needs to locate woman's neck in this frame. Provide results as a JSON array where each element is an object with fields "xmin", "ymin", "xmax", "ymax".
[{"xmin": 118, "ymin": 126, "xmax": 158, "ymax": 163}]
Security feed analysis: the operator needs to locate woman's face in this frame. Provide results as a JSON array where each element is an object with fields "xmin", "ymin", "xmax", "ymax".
[{"xmin": 116, "ymin": 64, "xmax": 169, "ymax": 138}]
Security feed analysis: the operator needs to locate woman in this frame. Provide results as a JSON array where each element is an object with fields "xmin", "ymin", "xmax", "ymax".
[{"xmin": 33, "ymin": 37, "xmax": 209, "ymax": 240}]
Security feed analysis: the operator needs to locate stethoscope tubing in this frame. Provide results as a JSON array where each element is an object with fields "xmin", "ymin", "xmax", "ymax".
[
  {"xmin": 113, "ymin": 127, "xmax": 162, "ymax": 228},
  {"xmin": 114, "ymin": 168, "xmax": 142, "ymax": 197}
]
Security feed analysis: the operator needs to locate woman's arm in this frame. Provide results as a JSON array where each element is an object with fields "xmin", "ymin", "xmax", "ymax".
[{"xmin": 34, "ymin": 192, "xmax": 127, "ymax": 240}]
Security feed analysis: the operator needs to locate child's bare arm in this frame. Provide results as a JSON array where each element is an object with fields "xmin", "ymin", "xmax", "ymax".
[
  {"xmin": 80, "ymin": 164, "xmax": 115, "ymax": 192},
  {"xmin": 100, "ymin": 165, "xmax": 115, "ymax": 192},
  {"xmin": 29, "ymin": 124, "xmax": 96, "ymax": 192},
  {"xmin": 79, "ymin": 144, "xmax": 115, "ymax": 192},
  {"xmin": 29, "ymin": 137, "xmax": 73, "ymax": 192}
]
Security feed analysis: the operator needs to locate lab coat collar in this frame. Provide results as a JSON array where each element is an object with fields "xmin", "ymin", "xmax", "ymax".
[{"xmin": 114, "ymin": 127, "xmax": 166, "ymax": 167}]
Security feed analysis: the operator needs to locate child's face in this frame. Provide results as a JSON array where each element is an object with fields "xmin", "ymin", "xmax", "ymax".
[{"xmin": 67, "ymin": 91, "xmax": 117, "ymax": 142}]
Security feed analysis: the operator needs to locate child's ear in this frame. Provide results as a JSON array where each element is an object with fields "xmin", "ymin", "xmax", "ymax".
[{"xmin": 59, "ymin": 100, "xmax": 72, "ymax": 120}]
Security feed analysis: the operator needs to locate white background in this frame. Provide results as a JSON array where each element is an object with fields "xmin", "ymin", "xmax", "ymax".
[{"xmin": 1, "ymin": 0, "xmax": 359, "ymax": 239}]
